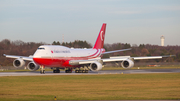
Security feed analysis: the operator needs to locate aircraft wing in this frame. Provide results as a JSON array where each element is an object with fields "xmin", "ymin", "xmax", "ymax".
[
  {"xmin": 109, "ymin": 55, "xmax": 170, "ymax": 60},
  {"xmin": 69, "ymin": 55, "xmax": 174, "ymax": 65},
  {"xmin": 3, "ymin": 54, "xmax": 33, "ymax": 61}
]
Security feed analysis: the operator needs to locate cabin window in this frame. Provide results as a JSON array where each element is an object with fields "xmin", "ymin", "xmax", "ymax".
[{"xmin": 38, "ymin": 48, "xmax": 45, "ymax": 50}]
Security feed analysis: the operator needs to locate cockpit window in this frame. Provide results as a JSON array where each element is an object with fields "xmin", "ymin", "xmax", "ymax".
[{"xmin": 38, "ymin": 48, "xmax": 45, "ymax": 50}]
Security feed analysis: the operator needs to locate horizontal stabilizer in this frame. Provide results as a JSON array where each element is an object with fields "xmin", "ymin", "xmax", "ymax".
[{"xmin": 102, "ymin": 48, "xmax": 131, "ymax": 54}]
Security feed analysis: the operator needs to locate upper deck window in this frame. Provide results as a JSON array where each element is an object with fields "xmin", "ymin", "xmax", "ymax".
[{"xmin": 37, "ymin": 47, "xmax": 45, "ymax": 50}]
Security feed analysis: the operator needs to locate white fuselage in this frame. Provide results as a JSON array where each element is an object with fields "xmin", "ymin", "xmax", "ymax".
[{"xmin": 33, "ymin": 45, "xmax": 105, "ymax": 67}]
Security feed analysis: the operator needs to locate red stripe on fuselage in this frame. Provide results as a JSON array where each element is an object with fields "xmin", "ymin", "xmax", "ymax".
[{"xmin": 87, "ymin": 49, "xmax": 99, "ymax": 58}]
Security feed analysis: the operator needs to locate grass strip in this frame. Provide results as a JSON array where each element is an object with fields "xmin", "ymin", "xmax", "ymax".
[{"xmin": 0, "ymin": 73, "xmax": 180, "ymax": 100}]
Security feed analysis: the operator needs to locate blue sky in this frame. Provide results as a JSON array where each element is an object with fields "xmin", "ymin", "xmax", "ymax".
[{"xmin": 0, "ymin": 0, "xmax": 180, "ymax": 46}]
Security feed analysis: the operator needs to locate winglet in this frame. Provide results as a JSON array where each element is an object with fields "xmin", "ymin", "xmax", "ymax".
[
  {"xmin": 162, "ymin": 55, "xmax": 176, "ymax": 57},
  {"xmin": 93, "ymin": 23, "xmax": 106, "ymax": 49},
  {"xmin": 3, "ymin": 54, "xmax": 6, "ymax": 57}
]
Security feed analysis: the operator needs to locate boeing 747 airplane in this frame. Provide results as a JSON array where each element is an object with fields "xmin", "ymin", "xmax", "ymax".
[{"xmin": 3, "ymin": 23, "xmax": 172, "ymax": 74}]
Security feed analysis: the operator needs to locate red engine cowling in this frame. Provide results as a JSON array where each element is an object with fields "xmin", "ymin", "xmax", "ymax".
[
  {"xmin": 121, "ymin": 59, "xmax": 134, "ymax": 69},
  {"xmin": 13, "ymin": 58, "xmax": 25, "ymax": 68}
]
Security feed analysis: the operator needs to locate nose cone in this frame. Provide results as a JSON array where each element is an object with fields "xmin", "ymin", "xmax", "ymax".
[
  {"xmin": 32, "ymin": 46, "xmax": 46, "ymax": 65},
  {"xmin": 32, "ymin": 46, "xmax": 52, "ymax": 66},
  {"xmin": 32, "ymin": 50, "xmax": 42, "ymax": 65},
  {"xmin": 33, "ymin": 50, "xmax": 41, "ymax": 58}
]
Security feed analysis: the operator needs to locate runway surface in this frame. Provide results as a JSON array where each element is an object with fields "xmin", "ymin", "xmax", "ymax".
[{"xmin": 0, "ymin": 69, "xmax": 180, "ymax": 77}]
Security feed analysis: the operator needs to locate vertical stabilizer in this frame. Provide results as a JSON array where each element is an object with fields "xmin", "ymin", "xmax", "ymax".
[{"xmin": 93, "ymin": 23, "xmax": 106, "ymax": 49}]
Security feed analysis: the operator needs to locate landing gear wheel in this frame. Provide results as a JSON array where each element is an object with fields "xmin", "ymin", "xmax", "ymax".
[
  {"xmin": 40, "ymin": 70, "xmax": 45, "ymax": 74},
  {"xmin": 65, "ymin": 70, "xmax": 72, "ymax": 73},
  {"xmin": 85, "ymin": 70, "xmax": 88, "ymax": 73},
  {"xmin": 40, "ymin": 66, "xmax": 45, "ymax": 74},
  {"xmin": 75, "ymin": 70, "xmax": 78, "ymax": 73},
  {"xmin": 53, "ymin": 69, "xmax": 60, "ymax": 73}
]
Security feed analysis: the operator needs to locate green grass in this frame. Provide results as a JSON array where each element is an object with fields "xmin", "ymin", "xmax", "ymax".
[{"xmin": 0, "ymin": 73, "xmax": 180, "ymax": 100}]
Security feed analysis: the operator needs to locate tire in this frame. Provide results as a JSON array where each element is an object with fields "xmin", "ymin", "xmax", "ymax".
[
  {"xmin": 65, "ymin": 70, "xmax": 72, "ymax": 73},
  {"xmin": 85, "ymin": 70, "xmax": 88, "ymax": 73}
]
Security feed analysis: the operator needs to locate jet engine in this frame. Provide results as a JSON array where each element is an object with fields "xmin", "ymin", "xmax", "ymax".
[
  {"xmin": 13, "ymin": 58, "xmax": 25, "ymax": 68},
  {"xmin": 27, "ymin": 62, "xmax": 39, "ymax": 71},
  {"xmin": 121, "ymin": 59, "xmax": 134, "ymax": 69},
  {"xmin": 90, "ymin": 61, "xmax": 103, "ymax": 71}
]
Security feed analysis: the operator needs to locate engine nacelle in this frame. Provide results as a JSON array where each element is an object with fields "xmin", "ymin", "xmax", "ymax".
[
  {"xmin": 90, "ymin": 61, "xmax": 103, "ymax": 71},
  {"xmin": 121, "ymin": 59, "xmax": 134, "ymax": 69},
  {"xmin": 13, "ymin": 58, "xmax": 25, "ymax": 68},
  {"xmin": 27, "ymin": 62, "xmax": 39, "ymax": 71}
]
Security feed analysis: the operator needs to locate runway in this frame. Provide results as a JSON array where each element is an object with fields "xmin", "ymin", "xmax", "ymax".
[{"xmin": 0, "ymin": 69, "xmax": 180, "ymax": 77}]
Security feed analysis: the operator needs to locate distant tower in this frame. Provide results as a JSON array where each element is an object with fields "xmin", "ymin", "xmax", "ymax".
[
  {"xmin": 160, "ymin": 35, "xmax": 165, "ymax": 46},
  {"xmin": 62, "ymin": 34, "xmax": 64, "ymax": 43}
]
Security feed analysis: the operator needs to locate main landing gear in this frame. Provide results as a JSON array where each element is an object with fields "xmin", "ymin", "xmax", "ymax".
[
  {"xmin": 50, "ymin": 67, "xmax": 89, "ymax": 73},
  {"xmin": 75, "ymin": 66, "xmax": 89, "ymax": 73},
  {"xmin": 52, "ymin": 68, "xmax": 72, "ymax": 73},
  {"xmin": 75, "ymin": 70, "xmax": 88, "ymax": 73},
  {"xmin": 65, "ymin": 68, "xmax": 72, "ymax": 73},
  {"xmin": 53, "ymin": 68, "xmax": 60, "ymax": 73}
]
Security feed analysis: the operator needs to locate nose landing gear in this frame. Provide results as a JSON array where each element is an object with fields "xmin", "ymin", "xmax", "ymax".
[{"xmin": 40, "ymin": 65, "xmax": 45, "ymax": 74}]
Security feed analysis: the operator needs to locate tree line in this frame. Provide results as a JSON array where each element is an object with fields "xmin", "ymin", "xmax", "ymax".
[
  {"xmin": 52, "ymin": 40, "xmax": 92, "ymax": 48},
  {"xmin": 0, "ymin": 39, "xmax": 180, "ymax": 66}
]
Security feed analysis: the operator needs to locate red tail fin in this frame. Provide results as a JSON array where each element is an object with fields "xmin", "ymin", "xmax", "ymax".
[{"xmin": 93, "ymin": 23, "xmax": 106, "ymax": 49}]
